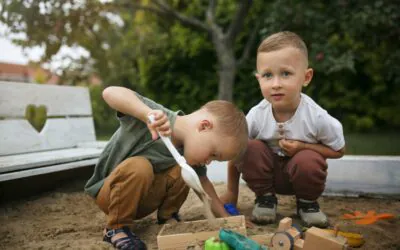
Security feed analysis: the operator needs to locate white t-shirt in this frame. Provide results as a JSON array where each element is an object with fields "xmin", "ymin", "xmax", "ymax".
[{"xmin": 246, "ymin": 93, "xmax": 345, "ymax": 156}]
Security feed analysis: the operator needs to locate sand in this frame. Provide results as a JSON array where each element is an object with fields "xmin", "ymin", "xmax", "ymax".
[{"xmin": 0, "ymin": 178, "xmax": 399, "ymax": 250}]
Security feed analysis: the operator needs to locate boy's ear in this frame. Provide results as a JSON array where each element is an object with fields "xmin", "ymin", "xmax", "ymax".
[
  {"xmin": 303, "ymin": 68, "xmax": 313, "ymax": 87},
  {"xmin": 197, "ymin": 119, "xmax": 213, "ymax": 132},
  {"xmin": 255, "ymin": 73, "xmax": 261, "ymax": 80}
]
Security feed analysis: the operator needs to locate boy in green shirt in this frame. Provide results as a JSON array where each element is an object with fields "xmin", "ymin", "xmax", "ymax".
[{"xmin": 85, "ymin": 86, "xmax": 248, "ymax": 250}]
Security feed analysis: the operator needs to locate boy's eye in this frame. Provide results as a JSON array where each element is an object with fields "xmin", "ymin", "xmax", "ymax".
[
  {"xmin": 282, "ymin": 71, "xmax": 291, "ymax": 77},
  {"xmin": 262, "ymin": 72, "xmax": 272, "ymax": 78}
]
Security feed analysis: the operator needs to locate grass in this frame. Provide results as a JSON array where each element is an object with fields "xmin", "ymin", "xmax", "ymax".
[
  {"xmin": 345, "ymin": 132, "xmax": 400, "ymax": 155},
  {"xmin": 96, "ymin": 132, "xmax": 400, "ymax": 156},
  {"xmin": 97, "ymin": 134, "xmax": 112, "ymax": 141}
]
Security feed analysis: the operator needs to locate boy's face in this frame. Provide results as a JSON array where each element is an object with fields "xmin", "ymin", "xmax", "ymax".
[
  {"xmin": 255, "ymin": 47, "xmax": 313, "ymax": 112},
  {"xmin": 183, "ymin": 119, "xmax": 241, "ymax": 166}
]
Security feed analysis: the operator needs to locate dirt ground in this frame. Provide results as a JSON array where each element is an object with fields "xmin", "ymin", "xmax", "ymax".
[{"xmin": 0, "ymin": 179, "xmax": 399, "ymax": 250}]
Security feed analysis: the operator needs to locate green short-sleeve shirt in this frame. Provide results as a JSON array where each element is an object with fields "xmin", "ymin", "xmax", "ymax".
[{"xmin": 84, "ymin": 93, "xmax": 207, "ymax": 197}]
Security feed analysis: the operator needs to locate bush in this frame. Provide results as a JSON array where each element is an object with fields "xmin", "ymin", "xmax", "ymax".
[{"xmin": 89, "ymin": 85, "xmax": 118, "ymax": 138}]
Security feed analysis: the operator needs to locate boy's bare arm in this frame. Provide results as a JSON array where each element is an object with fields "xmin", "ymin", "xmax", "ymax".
[
  {"xmin": 102, "ymin": 86, "xmax": 171, "ymax": 139},
  {"xmin": 199, "ymin": 176, "xmax": 231, "ymax": 217},
  {"xmin": 219, "ymin": 161, "xmax": 241, "ymax": 206},
  {"xmin": 279, "ymin": 139, "xmax": 345, "ymax": 159},
  {"xmin": 102, "ymin": 86, "xmax": 152, "ymax": 122},
  {"xmin": 303, "ymin": 143, "xmax": 345, "ymax": 159}
]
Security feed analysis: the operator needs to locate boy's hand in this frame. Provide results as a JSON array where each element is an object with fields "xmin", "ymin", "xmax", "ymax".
[
  {"xmin": 245, "ymin": 218, "xmax": 255, "ymax": 228},
  {"xmin": 147, "ymin": 110, "xmax": 171, "ymax": 140},
  {"xmin": 278, "ymin": 139, "xmax": 305, "ymax": 156},
  {"xmin": 220, "ymin": 191, "xmax": 237, "ymax": 205}
]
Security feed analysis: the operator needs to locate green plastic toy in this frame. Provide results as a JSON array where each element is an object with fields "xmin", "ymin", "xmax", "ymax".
[
  {"xmin": 204, "ymin": 237, "xmax": 231, "ymax": 250},
  {"xmin": 219, "ymin": 229, "xmax": 268, "ymax": 250}
]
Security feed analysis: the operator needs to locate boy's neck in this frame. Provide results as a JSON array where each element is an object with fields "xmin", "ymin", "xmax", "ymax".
[
  {"xmin": 171, "ymin": 114, "xmax": 194, "ymax": 148},
  {"xmin": 272, "ymin": 95, "xmax": 301, "ymax": 122},
  {"xmin": 273, "ymin": 109, "xmax": 295, "ymax": 123}
]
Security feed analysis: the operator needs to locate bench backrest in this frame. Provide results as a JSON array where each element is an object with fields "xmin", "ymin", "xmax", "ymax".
[{"xmin": 0, "ymin": 81, "xmax": 96, "ymax": 156}]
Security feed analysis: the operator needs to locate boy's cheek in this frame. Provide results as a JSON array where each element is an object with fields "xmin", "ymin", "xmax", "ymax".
[{"xmin": 184, "ymin": 155, "xmax": 196, "ymax": 165}]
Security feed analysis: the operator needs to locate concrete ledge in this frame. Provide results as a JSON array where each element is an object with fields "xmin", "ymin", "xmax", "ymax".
[
  {"xmin": 325, "ymin": 156, "xmax": 400, "ymax": 198},
  {"xmin": 207, "ymin": 155, "xmax": 400, "ymax": 198}
]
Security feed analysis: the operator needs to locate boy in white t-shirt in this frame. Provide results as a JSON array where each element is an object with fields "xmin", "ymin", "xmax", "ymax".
[{"xmin": 220, "ymin": 31, "xmax": 345, "ymax": 227}]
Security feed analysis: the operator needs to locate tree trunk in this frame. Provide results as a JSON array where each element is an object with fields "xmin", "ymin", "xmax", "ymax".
[
  {"xmin": 213, "ymin": 35, "xmax": 236, "ymax": 101},
  {"xmin": 217, "ymin": 61, "xmax": 236, "ymax": 101}
]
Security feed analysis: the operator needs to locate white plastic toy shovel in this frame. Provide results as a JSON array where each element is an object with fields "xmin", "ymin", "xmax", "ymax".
[{"xmin": 148, "ymin": 115, "xmax": 209, "ymax": 199}]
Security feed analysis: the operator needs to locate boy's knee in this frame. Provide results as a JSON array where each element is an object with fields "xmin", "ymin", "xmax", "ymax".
[
  {"xmin": 117, "ymin": 157, "xmax": 154, "ymax": 179},
  {"xmin": 289, "ymin": 150, "xmax": 327, "ymax": 199},
  {"xmin": 167, "ymin": 165, "xmax": 190, "ymax": 193},
  {"xmin": 289, "ymin": 150, "xmax": 327, "ymax": 178},
  {"xmin": 166, "ymin": 164, "xmax": 183, "ymax": 180},
  {"xmin": 294, "ymin": 150, "xmax": 326, "ymax": 170},
  {"xmin": 244, "ymin": 140, "xmax": 268, "ymax": 160},
  {"xmin": 247, "ymin": 139, "xmax": 266, "ymax": 151}
]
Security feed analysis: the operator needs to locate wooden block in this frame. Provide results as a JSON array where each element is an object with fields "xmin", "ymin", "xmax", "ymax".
[
  {"xmin": 287, "ymin": 227, "xmax": 301, "ymax": 241},
  {"xmin": 250, "ymin": 233, "xmax": 273, "ymax": 246},
  {"xmin": 294, "ymin": 239, "xmax": 304, "ymax": 250},
  {"xmin": 157, "ymin": 215, "xmax": 246, "ymax": 250},
  {"xmin": 302, "ymin": 227, "xmax": 347, "ymax": 250},
  {"xmin": 278, "ymin": 217, "xmax": 293, "ymax": 231}
]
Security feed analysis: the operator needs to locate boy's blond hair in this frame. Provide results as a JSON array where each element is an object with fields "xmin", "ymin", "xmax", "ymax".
[
  {"xmin": 258, "ymin": 31, "xmax": 308, "ymax": 64},
  {"xmin": 201, "ymin": 100, "xmax": 248, "ymax": 160}
]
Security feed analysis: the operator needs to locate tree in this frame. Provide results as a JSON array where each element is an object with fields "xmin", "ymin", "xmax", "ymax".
[
  {"xmin": 3, "ymin": 0, "xmax": 399, "ymax": 132},
  {"xmin": 1, "ymin": 0, "xmax": 260, "ymax": 101}
]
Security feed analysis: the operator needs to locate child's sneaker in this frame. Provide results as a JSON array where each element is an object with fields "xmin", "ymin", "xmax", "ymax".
[
  {"xmin": 103, "ymin": 227, "xmax": 147, "ymax": 250},
  {"xmin": 251, "ymin": 193, "xmax": 277, "ymax": 224},
  {"xmin": 297, "ymin": 199, "xmax": 329, "ymax": 228},
  {"xmin": 157, "ymin": 212, "xmax": 181, "ymax": 225}
]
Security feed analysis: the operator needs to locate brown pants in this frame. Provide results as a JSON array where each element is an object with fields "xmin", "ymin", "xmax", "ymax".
[
  {"xmin": 240, "ymin": 140, "xmax": 327, "ymax": 200},
  {"xmin": 96, "ymin": 156, "xmax": 189, "ymax": 229}
]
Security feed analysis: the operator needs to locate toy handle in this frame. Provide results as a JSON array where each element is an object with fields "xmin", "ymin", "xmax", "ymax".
[
  {"xmin": 148, "ymin": 114, "xmax": 187, "ymax": 167},
  {"xmin": 224, "ymin": 203, "xmax": 240, "ymax": 216}
]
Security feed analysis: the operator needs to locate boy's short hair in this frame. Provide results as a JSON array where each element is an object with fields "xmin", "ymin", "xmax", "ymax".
[
  {"xmin": 257, "ymin": 31, "xmax": 308, "ymax": 61},
  {"xmin": 200, "ymin": 100, "xmax": 248, "ymax": 160},
  {"xmin": 201, "ymin": 100, "xmax": 248, "ymax": 138}
]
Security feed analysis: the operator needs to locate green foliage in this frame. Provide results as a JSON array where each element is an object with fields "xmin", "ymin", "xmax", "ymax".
[
  {"xmin": 138, "ymin": 23, "xmax": 217, "ymax": 111},
  {"xmin": 258, "ymin": 0, "xmax": 400, "ymax": 132},
  {"xmin": 2, "ymin": 0, "xmax": 399, "ymax": 133},
  {"xmin": 345, "ymin": 132, "xmax": 400, "ymax": 155},
  {"xmin": 137, "ymin": 0, "xmax": 264, "ymax": 112},
  {"xmin": 89, "ymin": 85, "xmax": 118, "ymax": 137}
]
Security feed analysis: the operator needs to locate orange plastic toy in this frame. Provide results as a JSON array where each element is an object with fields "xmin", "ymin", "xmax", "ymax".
[{"xmin": 342, "ymin": 210, "xmax": 395, "ymax": 225}]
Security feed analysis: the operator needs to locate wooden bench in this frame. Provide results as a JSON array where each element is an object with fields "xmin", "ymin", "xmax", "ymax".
[{"xmin": 0, "ymin": 81, "xmax": 106, "ymax": 182}]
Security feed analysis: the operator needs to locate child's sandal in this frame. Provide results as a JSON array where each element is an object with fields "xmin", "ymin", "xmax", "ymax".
[{"xmin": 103, "ymin": 226, "xmax": 147, "ymax": 250}]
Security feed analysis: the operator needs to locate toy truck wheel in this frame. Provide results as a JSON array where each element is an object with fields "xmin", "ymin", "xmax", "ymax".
[{"xmin": 271, "ymin": 232, "xmax": 294, "ymax": 250}]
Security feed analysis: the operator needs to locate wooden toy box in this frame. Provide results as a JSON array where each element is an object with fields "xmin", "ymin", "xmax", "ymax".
[{"xmin": 157, "ymin": 215, "xmax": 247, "ymax": 250}]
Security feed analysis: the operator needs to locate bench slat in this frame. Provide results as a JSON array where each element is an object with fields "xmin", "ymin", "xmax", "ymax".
[
  {"xmin": 0, "ymin": 82, "xmax": 104, "ymax": 182},
  {"xmin": 0, "ymin": 159, "xmax": 99, "ymax": 182},
  {"xmin": 0, "ymin": 118, "xmax": 96, "ymax": 156},
  {"xmin": 0, "ymin": 147, "xmax": 103, "ymax": 173},
  {"xmin": 0, "ymin": 81, "xmax": 92, "ymax": 117}
]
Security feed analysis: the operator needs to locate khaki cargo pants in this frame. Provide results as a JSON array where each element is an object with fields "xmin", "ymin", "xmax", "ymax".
[{"xmin": 96, "ymin": 156, "xmax": 189, "ymax": 229}]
